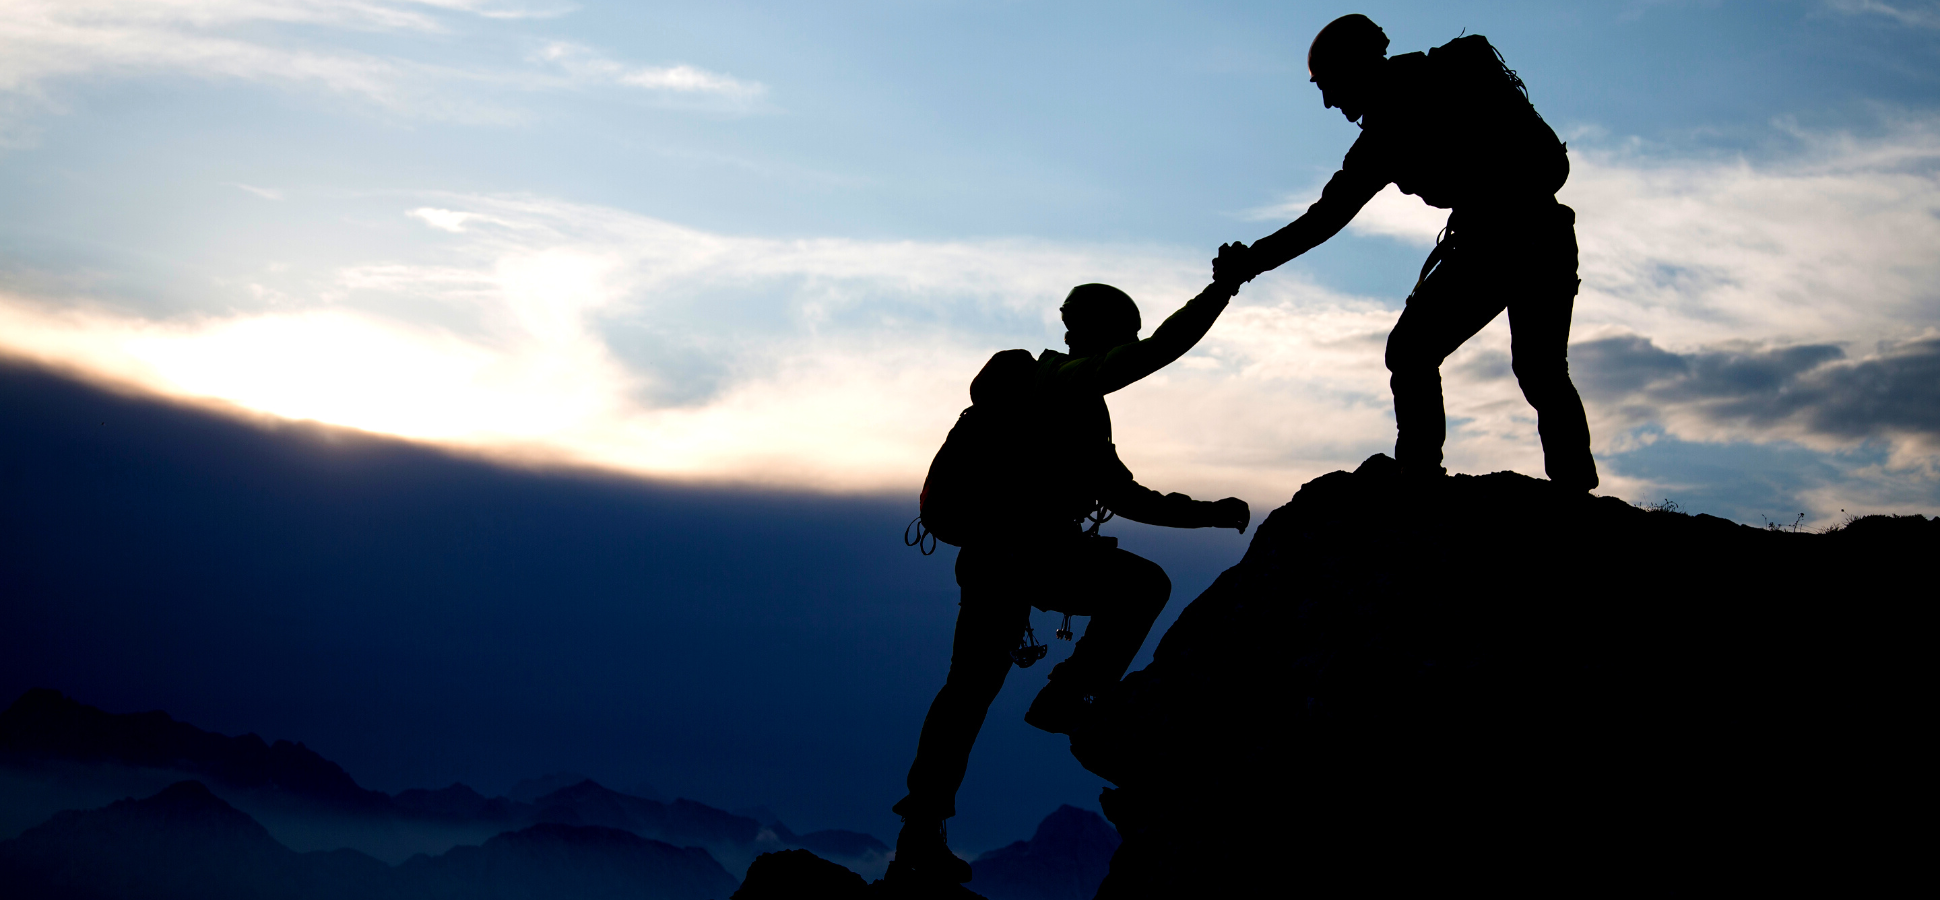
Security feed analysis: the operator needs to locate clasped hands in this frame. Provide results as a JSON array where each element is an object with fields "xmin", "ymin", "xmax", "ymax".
[{"xmin": 1211, "ymin": 241, "xmax": 1258, "ymax": 291}]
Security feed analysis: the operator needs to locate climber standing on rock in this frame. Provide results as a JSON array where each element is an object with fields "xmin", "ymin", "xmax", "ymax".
[
  {"xmin": 889, "ymin": 277, "xmax": 1251, "ymax": 887},
  {"xmin": 1215, "ymin": 14, "xmax": 1599, "ymax": 491}
]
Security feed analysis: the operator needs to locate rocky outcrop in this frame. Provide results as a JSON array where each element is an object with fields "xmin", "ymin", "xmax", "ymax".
[
  {"xmin": 733, "ymin": 804, "xmax": 1121, "ymax": 900},
  {"xmin": 1071, "ymin": 455, "xmax": 1929, "ymax": 896},
  {"xmin": 734, "ymin": 849, "xmax": 869, "ymax": 898}
]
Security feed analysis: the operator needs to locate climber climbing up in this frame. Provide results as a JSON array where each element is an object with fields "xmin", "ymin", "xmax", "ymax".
[{"xmin": 889, "ymin": 278, "xmax": 1251, "ymax": 886}]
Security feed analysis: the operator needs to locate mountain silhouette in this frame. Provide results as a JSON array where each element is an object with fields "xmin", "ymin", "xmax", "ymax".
[
  {"xmin": 525, "ymin": 779, "xmax": 768, "ymax": 862},
  {"xmin": 394, "ymin": 821, "xmax": 737, "ymax": 900},
  {"xmin": 0, "ymin": 780, "xmax": 391, "ymax": 900},
  {"xmin": 391, "ymin": 782, "xmax": 524, "ymax": 822},
  {"xmin": 0, "ymin": 780, "xmax": 740, "ymax": 900},
  {"xmin": 968, "ymin": 805, "xmax": 1119, "ymax": 900},
  {"xmin": 506, "ymin": 772, "xmax": 595, "ymax": 804},
  {"xmin": 1, "ymin": 688, "xmax": 906, "ymax": 882},
  {"xmin": 1070, "ymin": 454, "xmax": 1930, "ymax": 896},
  {"xmin": 0, "ymin": 688, "xmax": 390, "ymax": 813}
]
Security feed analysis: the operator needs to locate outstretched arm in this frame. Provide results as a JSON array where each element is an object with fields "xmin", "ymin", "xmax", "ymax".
[
  {"xmin": 1057, "ymin": 278, "xmax": 1240, "ymax": 396},
  {"xmin": 1096, "ymin": 446, "xmax": 1250, "ymax": 532},
  {"xmin": 1219, "ymin": 158, "xmax": 1389, "ymax": 283},
  {"xmin": 1109, "ymin": 485, "xmax": 1250, "ymax": 533}
]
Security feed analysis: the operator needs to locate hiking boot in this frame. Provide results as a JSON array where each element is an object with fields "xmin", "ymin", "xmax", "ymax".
[
  {"xmin": 890, "ymin": 819, "xmax": 971, "ymax": 884},
  {"xmin": 1399, "ymin": 461, "xmax": 1447, "ymax": 483},
  {"xmin": 1024, "ymin": 681, "xmax": 1091, "ymax": 735},
  {"xmin": 1549, "ymin": 468, "xmax": 1599, "ymax": 493}
]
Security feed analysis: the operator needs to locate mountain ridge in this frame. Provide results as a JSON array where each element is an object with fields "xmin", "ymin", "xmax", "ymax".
[
  {"xmin": 0, "ymin": 779, "xmax": 739, "ymax": 900},
  {"xmin": 0, "ymin": 688, "xmax": 889, "ymax": 876}
]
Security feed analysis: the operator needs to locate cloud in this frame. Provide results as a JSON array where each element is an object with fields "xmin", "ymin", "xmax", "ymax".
[
  {"xmin": 230, "ymin": 183, "xmax": 286, "ymax": 201},
  {"xmin": 1573, "ymin": 334, "xmax": 1940, "ymax": 458},
  {"xmin": 535, "ymin": 42, "xmax": 765, "ymax": 103},
  {"xmin": 1, "ymin": 116, "xmax": 1937, "ymax": 519},
  {"xmin": 1243, "ymin": 183, "xmax": 1449, "ymax": 246},
  {"xmin": 1825, "ymin": 0, "xmax": 1940, "ymax": 28},
  {"xmin": 0, "ymin": 0, "xmax": 740, "ymax": 132},
  {"xmin": 0, "ymin": 189, "xmax": 1390, "ymax": 501}
]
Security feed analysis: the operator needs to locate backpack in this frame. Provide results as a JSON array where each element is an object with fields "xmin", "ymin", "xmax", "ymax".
[
  {"xmin": 911, "ymin": 349, "xmax": 1039, "ymax": 549},
  {"xmin": 1427, "ymin": 34, "xmax": 1570, "ymax": 198}
]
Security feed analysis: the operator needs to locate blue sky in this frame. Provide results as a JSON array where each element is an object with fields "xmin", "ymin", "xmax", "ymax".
[
  {"xmin": 3, "ymin": 0, "xmax": 1938, "ymax": 523},
  {"xmin": 2, "ymin": 0, "xmax": 1938, "ymax": 861}
]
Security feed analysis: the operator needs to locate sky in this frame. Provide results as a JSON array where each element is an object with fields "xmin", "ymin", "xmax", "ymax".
[
  {"xmin": 0, "ymin": 0, "xmax": 1935, "ymax": 520},
  {"xmin": 1, "ymin": 0, "xmax": 1938, "ymax": 854}
]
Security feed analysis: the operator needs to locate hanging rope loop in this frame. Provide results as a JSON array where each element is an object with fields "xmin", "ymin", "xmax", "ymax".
[{"xmin": 904, "ymin": 516, "xmax": 936, "ymax": 555}]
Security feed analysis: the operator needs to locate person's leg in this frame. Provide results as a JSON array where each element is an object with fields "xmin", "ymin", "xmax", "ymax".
[
  {"xmin": 896, "ymin": 589, "xmax": 1028, "ymax": 819},
  {"xmin": 1386, "ymin": 247, "xmax": 1509, "ymax": 478},
  {"xmin": 892, "ymin": 547, "xmax": 1030, "ymax": 881},
  {"xmin": 1026, "ymin": 544, "xmax": 1171, "ymax": 734},
  {"xmin": 1504, "ymin": 206, "xmax": 1598, "ymax": 491}
]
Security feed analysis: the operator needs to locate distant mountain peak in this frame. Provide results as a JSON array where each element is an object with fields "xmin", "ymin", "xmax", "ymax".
[
  {"xmin": 506, "ymin": 771, "xmax": 596, "ymax": 803},
  {"xmin": 0, "ymin": 689, "xmax": 390, "ymax": 813}
]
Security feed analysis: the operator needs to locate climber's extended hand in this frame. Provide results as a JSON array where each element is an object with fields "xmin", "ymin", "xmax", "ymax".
[
  {"xmin": 1213, "ymin": 497, "xmax": 1251, "ymax": 534},
  {"xmin": 1212, "ymin": 241, "xmax": 1256, "ymax": 288}
]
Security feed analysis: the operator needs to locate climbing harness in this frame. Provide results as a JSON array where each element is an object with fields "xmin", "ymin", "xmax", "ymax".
[
  {"xmin": 1083, "ymin": 501, "xmax": 1115, "ymax": 537},
  {"xmin": 904, "ymin": 516, "xmax": 936, "ymax": 556},
  {"xmin": 1011, "ymin": 624, "xmax": 1049, "ymax": 668}
]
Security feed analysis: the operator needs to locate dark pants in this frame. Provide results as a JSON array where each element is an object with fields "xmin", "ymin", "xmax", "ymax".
[
  {"xmin": 1385, "ymin": 202, "xmax": 1598, "ymax": 489},
  {"xmin": 894, "ymin": 538, "xmax": 1171, "ymax": 821}
]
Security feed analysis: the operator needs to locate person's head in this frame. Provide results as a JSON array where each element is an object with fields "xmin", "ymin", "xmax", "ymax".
[
  {"xmin": 1307, "ymin": 14, "xmax": 1390, "ymax": 124},
  {"xmin": 1060, "ymin": 283, "xmax": 1140, "ymax": 357}
]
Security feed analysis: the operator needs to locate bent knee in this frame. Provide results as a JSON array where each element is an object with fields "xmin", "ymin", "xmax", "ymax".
[
  {"xmin": 1114, "ymin": 553, "xmax": 1171, "ymax": 606},
  {"xmin": 1135, "ymin": 559, "xmax": 1171, "ymax": 610}
]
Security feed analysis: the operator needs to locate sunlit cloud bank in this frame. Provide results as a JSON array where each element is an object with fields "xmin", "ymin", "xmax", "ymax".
[{"xmin": 2, "ymin": 118, "xmax": 1938, "ymax": 519}]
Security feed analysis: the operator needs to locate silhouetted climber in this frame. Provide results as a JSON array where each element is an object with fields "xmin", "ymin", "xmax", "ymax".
[
  {"xmin": 890, "ymin": 280, "xmax": 1251, "ymax": 885},
  {"xmin": 1215, "ymin": 14, "xmax": 1598, "ymax": 490}
]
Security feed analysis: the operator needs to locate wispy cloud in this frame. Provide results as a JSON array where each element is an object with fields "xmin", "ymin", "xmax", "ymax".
[
  {"xmin": 230, "ymin": 182, "xmax": 286, "ymax": 201},
  {"xmin": 1825, "ymin": 0, "xmax": 1940, "ymax": 29},
  {"xmin": 535, "ymin": 42, "xmax": 764, "ymax": 103},
  {"xmin": 0, "ymin": 0, "xmax": 747, "ymax": 134},
  {"xmin": 0, "ymin": 117, "xmax": 1935, "ymax": 519}
]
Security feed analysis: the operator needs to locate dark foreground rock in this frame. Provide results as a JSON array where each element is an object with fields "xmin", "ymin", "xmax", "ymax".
[
  {"xmin": 733, "ymin": 802, "xmax": 1113, "ymax": 899},
  {"xmin": 735, "ymin": 847, "xmax": 988, "ymax": 900},
  {"xmin": 1072, "ymin": 456, "xmax": 1929, "ymax": 896},
  {"xmin": 735, "ymin": 849, "xmax": 868, "ymax": 898}
]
